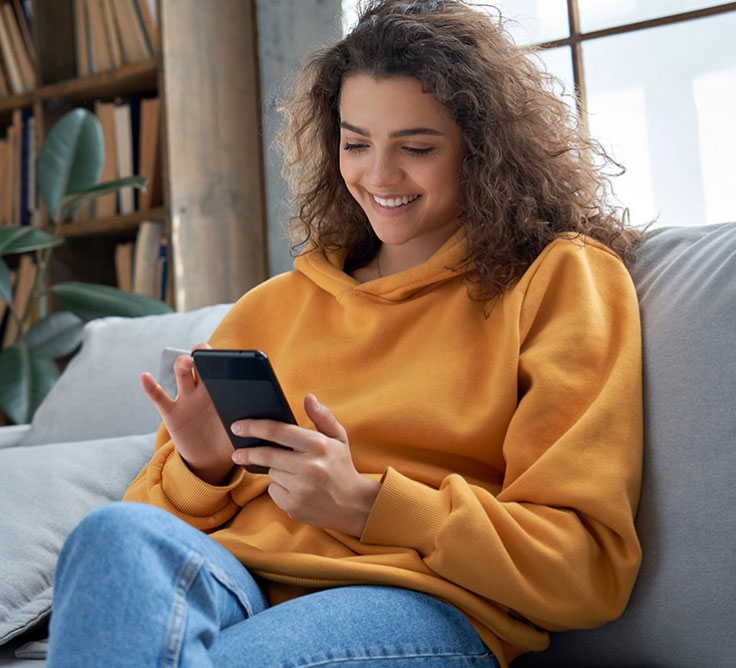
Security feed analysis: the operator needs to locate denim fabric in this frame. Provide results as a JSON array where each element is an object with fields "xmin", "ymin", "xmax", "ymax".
[{"xmin": 47, "ymin": 502, "xmax": 498, "ymax": 667}]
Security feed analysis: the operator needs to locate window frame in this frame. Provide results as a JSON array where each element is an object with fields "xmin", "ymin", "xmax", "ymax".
[{"xmin": 536, "ymin": 1, "xmax": 736, "ymax": 122}]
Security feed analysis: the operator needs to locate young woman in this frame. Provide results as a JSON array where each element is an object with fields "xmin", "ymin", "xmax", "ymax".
[{"xmin": 46, "ymin": 1, "xmax": 644, "ymax": 666}]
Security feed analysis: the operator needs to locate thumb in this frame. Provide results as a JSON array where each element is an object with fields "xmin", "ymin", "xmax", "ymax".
[{"xmin": 304, "ymin": 394, "xmax": 348, "ymax": 444}]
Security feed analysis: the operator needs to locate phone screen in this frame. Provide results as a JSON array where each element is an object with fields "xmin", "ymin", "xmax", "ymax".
[{"xmin": 192, "ymin": 349, "xmax": 296, "ymax": 473}]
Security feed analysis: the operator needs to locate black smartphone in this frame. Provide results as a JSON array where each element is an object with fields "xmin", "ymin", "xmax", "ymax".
[{"xmin": 191, "ymin": 349, "xmax": 297, "ymax": 474}]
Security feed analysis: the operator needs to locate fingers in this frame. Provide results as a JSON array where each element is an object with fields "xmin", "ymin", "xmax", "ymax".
[
  {"xmin": 232, "ymin": 446, "xmax": 299, "ymax": 474},
  {"xmin": 173, "ymin": 353, "xmax": 198, "ymax": 394},
  {"xmin": 231, "ymin": 396, "xmax": 348, "ymax": 452},
  {"xmin": 140, "ymin": 372, "xmax": 175, "ymax": 414},
  {"xmin": 304, "ymin": 394, "xmax": 348, "ymax": 444},
  {"xmin": 231, "ymin": 419, "xmax": 308, "ymax": 451}
]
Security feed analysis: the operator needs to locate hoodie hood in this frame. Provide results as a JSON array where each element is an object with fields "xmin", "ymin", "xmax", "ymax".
[{"xmin": 293, "ymin": 230, "xmax": 469, "ymax": 304}]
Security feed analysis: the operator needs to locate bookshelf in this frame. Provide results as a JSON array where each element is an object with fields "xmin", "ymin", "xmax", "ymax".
[{"xmin": 0, "ymin": 0, "xmax": 267, "ymax": 312}]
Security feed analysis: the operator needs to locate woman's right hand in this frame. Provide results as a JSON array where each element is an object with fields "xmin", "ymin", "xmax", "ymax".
[{"xmin": 141, "ymin": 343, "xmax": 236, "ymax": 485}]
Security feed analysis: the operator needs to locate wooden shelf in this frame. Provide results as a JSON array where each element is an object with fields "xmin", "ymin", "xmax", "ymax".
[
  {"xmin": 51, "ymin": 207, "xmax": 168, "ymax": 238},
  {"xmin": 0, "ymin": 1, "xmax": 267, "ymax": 311},
  {"xmin": 38, "ymin": 58, "xmax": 158, "ymax": 103},
  {"xmin": 0, "ymin": 59, "xmax": 158, "ymax": 115}
]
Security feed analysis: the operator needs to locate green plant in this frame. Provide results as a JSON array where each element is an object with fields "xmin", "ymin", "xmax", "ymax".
[{"xmin": 0, "ymin": 108, "xmax": 172, "ymax": 425}]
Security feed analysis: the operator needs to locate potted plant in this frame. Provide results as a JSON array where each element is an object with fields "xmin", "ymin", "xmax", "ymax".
[{"xmin": 0, "ymin": 108, "xmax": 172, "ymax": 425}]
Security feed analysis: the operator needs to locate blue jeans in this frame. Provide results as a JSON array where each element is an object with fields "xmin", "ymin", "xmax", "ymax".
[{"xmin": 47, "ymin": 502, "xmax": 498, "ymax": 667}]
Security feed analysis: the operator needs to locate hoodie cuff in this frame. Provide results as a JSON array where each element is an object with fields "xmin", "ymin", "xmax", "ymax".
[
  {"xmin": 160, "ymin": 449, "xmax": 246, "ymax": 517},
  {"xmin": 360, "ymin": 466, "xmax": 451, "ymax": 556}
]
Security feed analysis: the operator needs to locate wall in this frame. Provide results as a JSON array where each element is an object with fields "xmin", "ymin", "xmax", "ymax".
[{"xmin": 256, "ymin": 0, "xmax": 343, "ymax": 277}]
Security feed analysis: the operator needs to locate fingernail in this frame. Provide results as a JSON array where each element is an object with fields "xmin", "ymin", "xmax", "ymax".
[{"xmin": 231, "ymin": 422, "xmax": 242, "ymax": 436}]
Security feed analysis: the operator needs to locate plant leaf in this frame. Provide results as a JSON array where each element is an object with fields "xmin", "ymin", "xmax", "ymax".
[
  {"xmin": 60, "ymin": 176, "xmax": 148, "ymax": 220},
  {"xmin": 0, "ymin": 257, "xmax": 11, "ymax": 302},
  {"xmin": 0, "ymin": 345, "xmax": 27, "ymax": 424},
  {"xmin": 0, "ymin": 345, "xmax": 59, "ymax": 425},
  {"xmin": 0, "ymin": 227, "xmax": 64, "ymax": 255},
  {"xmin": 23, "ymin": 311, "xmax": 84, "ymax": 358},
  {"xmin": 37, "ymin": 108, "xmax": 104, "ymax": 220},
  {"xmin": 52, "ymin": 282, "xmax": 173, "ymax": 320}
]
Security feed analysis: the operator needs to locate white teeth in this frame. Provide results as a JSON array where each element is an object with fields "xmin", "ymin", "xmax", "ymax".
[{"xmin": 373, "ymin": 194, "xmax": 419, "ymax": 208}]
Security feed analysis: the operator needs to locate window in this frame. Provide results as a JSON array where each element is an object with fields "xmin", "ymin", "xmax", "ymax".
[{"xmin": 342, "ymin": 1, "xmax": 736, "ymax": 228}]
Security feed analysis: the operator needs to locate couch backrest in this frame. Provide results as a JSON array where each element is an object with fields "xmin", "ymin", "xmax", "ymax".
[
  {"xmin": 516, "ymin": 222, "xmax": 736, "ymax": 667},
  {"xmin": 19, "ymin": 303, "xmax": 233, "ymax": 447}
]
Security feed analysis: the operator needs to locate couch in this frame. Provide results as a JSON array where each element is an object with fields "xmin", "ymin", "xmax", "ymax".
[{"xmin": 1, "ymin": 223, "xmax": 734, "ymax": 667}]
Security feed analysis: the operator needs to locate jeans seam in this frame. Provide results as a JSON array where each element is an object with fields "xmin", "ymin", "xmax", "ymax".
[
  {"xmin": 204, "ymin": 562, "xmax": 255, "ymax": 618},
  {"xmin": 292, "ymin": 650, "xmax": 496, "ymax": 667},
  {"xmin": 161, "ymin": 550, "xmax": 203, "ymax": 668}
]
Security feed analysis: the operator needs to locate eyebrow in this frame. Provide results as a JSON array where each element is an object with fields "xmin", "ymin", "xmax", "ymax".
[{"xmin": 340, "ymin": 121, "xmax": 444, "ymax": 138}]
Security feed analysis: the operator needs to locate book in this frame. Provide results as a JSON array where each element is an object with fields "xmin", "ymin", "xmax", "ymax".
[
  {"xmin": 86, "ymin": 0, "xmax": 113, "ymax": 73},
  {"xmin": 157, "ymin": 232, "xmax": 168, "ymax": 301},
  {"xmin": 137, "ymin": 96, "xmax": 160, "ymax": 210},
  {"xmin": 132, "ymin": 220, "xmax": 164, "ymax": 298},
  {"xmin": 114, "ymin": 241, "xmax": 133, "ymax": 291},
  {"xmin": 111, "ymin": 0, "xmax": 149, "ymax": 63},
  {"xmin": 94, "ymin": 100, "xmax": 118, "ymax": 218},
  {"xmin": 2, "ymin": 3, "xmax": 33, "ymax": 90},
  {"xmin": 11, "ymin": 0, "xmax": 36, "ymax": 71},
  {"xmin": 25, "ymin": 113, "xmax": 35, "ymax": 226},
  {"xmin": 19, "ymin": 108, "xmax": 31, "ymax": 226},
  {"xmin": 0, "ymin": 6, "xmax": 25, "ymax": 94},
  {"xmin": 132, "ymin": 0, "xmax": 157, "ymax": 53},
  {"xmin": 0, "ymin": 51, "xmax": 9, "ymax": 97},
  {"xmin": 0, "ymin": 139, "xmax": 10, "ymax": 225},
  {"xmin": 1, "ymin": 254, "xmax": 36, "ymax": 348},
  {"xmin": 113, "ymin": 101, "xmax": 134, "ymax": 214},
  {"xmin": 7, "ymin": 109, "xmax": 22, "ymax": 226},
  {"xmin": 74, "ymin": 0, "xmax": 90, "ymax": 77},
  {"xmin": 101, "ymin": 0, "xmax": 123, "ymax": 68}
]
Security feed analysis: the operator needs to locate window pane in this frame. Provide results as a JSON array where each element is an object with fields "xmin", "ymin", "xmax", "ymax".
[
  {"xmin": 583, "ymin": 13, "xmax": 736, "ymax": 228},
  {"xmin": 533, "ymin": 46, "xmax": 575, "ymax": 100},
  {"xmin": 481, "ymin": 0, "xmax": 569, "ymax": 46},
  {"xmin": 579, "ymin": 0, "xmax": 725, "ymax": 32}
]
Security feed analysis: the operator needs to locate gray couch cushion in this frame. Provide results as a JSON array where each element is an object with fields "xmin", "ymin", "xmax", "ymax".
[
  {"xmin": 0, "ymin": 432, "xmax": 155, "ymax": 647},
  {"xmin": 19, "ymin": 303, "xmax": 232, "ymax": 446},
  {"xmin": 516, "ymin": 222, "xmax": 736, "ymax": 667}
]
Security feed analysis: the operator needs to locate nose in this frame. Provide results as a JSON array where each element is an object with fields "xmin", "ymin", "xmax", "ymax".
[{"xmin": 367, "ymin": 150, "xmax": 403, "ymax": 187}]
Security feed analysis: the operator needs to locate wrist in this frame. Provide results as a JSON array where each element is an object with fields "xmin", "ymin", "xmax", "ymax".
[
  {"xmin": 349, "ymin": 476, "xmax": 382, "ymax": 538},
  {"xmin": 183, "ymin": 455, "xmax": 235, "ymax": 486}
]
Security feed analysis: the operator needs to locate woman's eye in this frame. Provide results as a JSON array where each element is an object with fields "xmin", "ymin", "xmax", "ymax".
[
  {"xmin": 405, "ymin": 147, "xmax": 435, "ymax": 156},
  {"xmin": 343, "ymin": 142, "xmax": 367, "ymax": 152}
]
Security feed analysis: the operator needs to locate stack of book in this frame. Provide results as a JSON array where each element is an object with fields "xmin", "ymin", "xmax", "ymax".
[
  {"xmin": 0, "ymin": 107, "xmax": 35, "ymax": 227},
  {"xmin": 114, "ymin": 220, "xmax": 169, "ymax": 300},
  {"xmin": 0, "ymin": 0, "xmax": 36, "ymax": 97},
  {"xmin": 0, "ymin": 93, "xmax": 161, "ymax": 228},
  {"xmin": 78, "ymin": 94, "xmax": 162, "ymax": 221},
  {"xmin": 74, "ymin": 0, "xmax": 158, "ymax": 76}
]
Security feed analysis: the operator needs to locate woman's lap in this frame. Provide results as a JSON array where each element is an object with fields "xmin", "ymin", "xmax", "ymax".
[
  {"xmin": 48, "ymin": 502, "xmax": 498, "ymax": 667},
  {"xmin": 212, "ymin": 585, "xmax": 497, "ymax": 667}
]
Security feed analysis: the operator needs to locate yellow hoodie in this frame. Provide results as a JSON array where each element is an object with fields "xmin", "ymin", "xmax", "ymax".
[{"xmin": 124, "ymin": 230, "xmax": 643, "ymax": 666}]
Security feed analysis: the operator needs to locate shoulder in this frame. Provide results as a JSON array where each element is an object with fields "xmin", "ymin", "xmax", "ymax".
[
  {"xmin": 233, "ymin": 270, "xmax": 313, "ymax": 311},
  {"xmin": 519, "ymin": 233, "xmax": 631, "ymax": 293},
  {"xmin": 207, "ymin": 270, "xmax": 314, "ymax": 344},
  {"xmin": 512, "ymin": 234, "xmax": 638, "ymax": 333}
]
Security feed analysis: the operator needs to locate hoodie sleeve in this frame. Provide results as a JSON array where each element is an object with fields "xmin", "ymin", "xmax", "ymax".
[
  {"xmin": 360, "ymin": 238, "xmax": 643, "ymax": 631},
  {"xmin": 123, "ymin": 425, "xmax": 253, "ymax": 530},
  {"xmin": 123, "ymin": 298, "xmax": 271, "ymax": 529}
]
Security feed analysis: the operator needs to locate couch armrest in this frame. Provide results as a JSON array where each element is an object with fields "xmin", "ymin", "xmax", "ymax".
[{"xmin": 0, "ymin": 424, "xmax": 31, "ymax": 449}]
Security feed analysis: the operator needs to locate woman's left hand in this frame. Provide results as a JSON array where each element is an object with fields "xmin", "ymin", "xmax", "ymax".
[{"xmin": 230, "ymin": 394, "xmax": 381, "ymax": 538}]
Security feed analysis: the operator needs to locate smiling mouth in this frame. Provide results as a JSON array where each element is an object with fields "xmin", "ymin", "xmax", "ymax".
[{"xmin": 372, "ymin": 194, "xmax": 420, "ymax": 208}]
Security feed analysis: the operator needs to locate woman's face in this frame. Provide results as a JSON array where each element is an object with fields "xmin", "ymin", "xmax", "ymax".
[{"xmin": 338, "ymin": 74, "xmax": 464, "ymax": 267}]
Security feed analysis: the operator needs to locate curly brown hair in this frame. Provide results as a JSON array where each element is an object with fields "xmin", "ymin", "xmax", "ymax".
[{"xmin": 278, "ymin": 0, "xmax": 641, "ymax": 300}]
